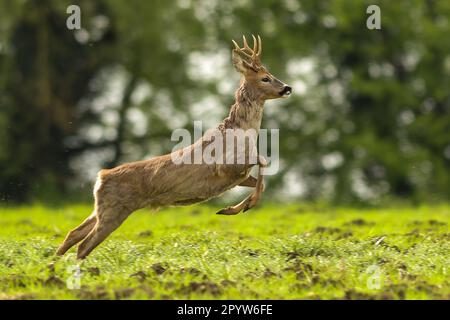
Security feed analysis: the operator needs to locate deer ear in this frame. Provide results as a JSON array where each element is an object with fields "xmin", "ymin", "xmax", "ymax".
[{"xmin": 232, "ymin": 49, "xmax": 255, "ymax": 74}]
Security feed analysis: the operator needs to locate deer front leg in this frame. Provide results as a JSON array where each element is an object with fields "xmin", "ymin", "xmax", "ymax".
[
  {"xmin": 243, "ymin": 156, "xmax": 267, "ymax": 212},
  {"xmin": 217, "ymin": 156, "xmax": 267, "ymax": 215}
]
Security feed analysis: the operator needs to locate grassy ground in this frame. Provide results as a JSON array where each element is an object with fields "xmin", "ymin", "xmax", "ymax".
[{"xmin": 0, "ymin": 203, "xmax": 448, "ymax": 300}]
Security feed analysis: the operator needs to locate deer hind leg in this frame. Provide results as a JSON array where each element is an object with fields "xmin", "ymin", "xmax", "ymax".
[
  {"xmin": 56, "ymin": 212, "xmax": 97, "ymax": 256},
  {"xmin": 217, "ymin": 156, "xmax": 267, "ymax": 215},
  {"xmin": 76, "ymin": 205, "xmax": 129, "ymax": 260}
]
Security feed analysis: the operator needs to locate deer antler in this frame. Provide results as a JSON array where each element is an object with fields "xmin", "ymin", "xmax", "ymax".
[{"xmin": 232, "ymin": 34, "xmax": 262, "ymax": 66}]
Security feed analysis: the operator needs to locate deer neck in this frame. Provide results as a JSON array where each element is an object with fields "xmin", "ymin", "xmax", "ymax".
[{"xmin": 222, "ymin": 81, "xmax": 265, "ymax": 132}]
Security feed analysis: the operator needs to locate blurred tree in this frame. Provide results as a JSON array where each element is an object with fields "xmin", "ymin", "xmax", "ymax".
[{"xmin": 0, "ymin": 0, "xmax": 117, "ymax": 201}]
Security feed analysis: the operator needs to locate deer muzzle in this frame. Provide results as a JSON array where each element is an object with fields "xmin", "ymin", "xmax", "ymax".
[{"xmin": 279, "ymin": 85, "xmax": 292, "ymax": 97}]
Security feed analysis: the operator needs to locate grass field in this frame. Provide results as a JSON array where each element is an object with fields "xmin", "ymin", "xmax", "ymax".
[{"xmin": 0, "ymin": 204, "xmax": 448, "ymax": 300}]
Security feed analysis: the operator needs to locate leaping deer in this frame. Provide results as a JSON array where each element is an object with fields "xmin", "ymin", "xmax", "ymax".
[{"xmin": 56, "ymin": 35, "xmax": 292, "ymax": 259}]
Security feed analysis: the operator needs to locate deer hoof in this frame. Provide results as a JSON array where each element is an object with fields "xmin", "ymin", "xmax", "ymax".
[{"xmin": 216, "ymin": 207, "xmax": 240, "ymax": 215}]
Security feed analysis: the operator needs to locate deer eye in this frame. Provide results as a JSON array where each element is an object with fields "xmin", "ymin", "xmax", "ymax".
[{"xmin": 261, "ymin": 77, "xmax": 271, "ymax": 82}]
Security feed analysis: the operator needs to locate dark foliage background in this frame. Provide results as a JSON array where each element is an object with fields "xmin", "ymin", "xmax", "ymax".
[{"xmin": 0, "ymin": 0, "xmax": 449, "ymax": 204}]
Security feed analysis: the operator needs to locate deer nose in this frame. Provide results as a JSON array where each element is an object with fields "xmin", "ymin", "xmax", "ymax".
[{"xmin": 279, "ymin": 85, "xmax": 292, "ymax": 97}]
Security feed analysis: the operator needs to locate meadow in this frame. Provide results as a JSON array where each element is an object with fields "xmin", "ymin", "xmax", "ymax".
[{"xmin": 0, "ymin": 204, "xmax": 448, "ymax": 300}]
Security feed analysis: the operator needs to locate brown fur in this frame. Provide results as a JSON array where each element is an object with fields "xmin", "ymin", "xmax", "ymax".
[{"xmin": 56, "ymin": 35, "xmax": 291, "ymax": 259}]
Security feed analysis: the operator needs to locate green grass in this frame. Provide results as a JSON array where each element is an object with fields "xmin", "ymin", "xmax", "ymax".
[{"xmin": 0, "ymin": 204, "xmax": 448, "ymax": 300}]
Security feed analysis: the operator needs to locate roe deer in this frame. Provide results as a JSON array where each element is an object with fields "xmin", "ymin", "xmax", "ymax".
[{"xmin": 56, "ymin": 35, "xmax": 292, "ymax": 259}]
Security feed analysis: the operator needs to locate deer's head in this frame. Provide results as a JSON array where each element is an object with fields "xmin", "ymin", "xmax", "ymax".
[{"xmin": 232, "ymin": 35, "xmax": 292, "ymax": 101}]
